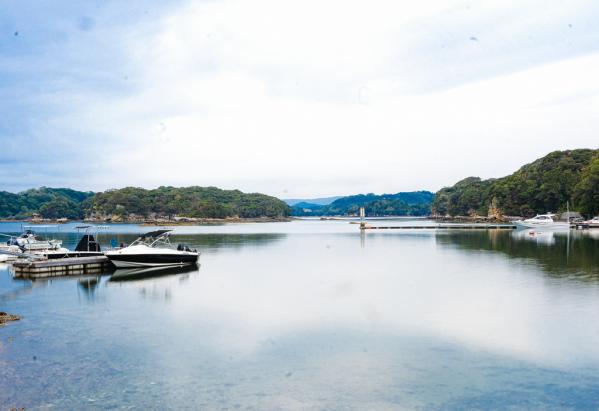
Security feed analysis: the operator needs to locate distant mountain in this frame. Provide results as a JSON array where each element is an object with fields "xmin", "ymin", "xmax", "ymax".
[
  {"xmin": 291, "ymin": 191, "xmax": 434, "ymax": 216},
  {"xmin": 284, "ymin": 196, "xmax": 342, "ymax": 206},
  {"xmin": 292, "ymin": 202, "xmax": 325, "ymax": 210},
  {"xmin": 432, "ymin": 149, "xmax": 599, "ymax": 217}
]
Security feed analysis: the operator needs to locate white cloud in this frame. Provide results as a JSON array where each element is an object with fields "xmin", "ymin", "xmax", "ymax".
[{"xmin": 1, "ymin": 0, "xmax": 599, "ymax": 195}]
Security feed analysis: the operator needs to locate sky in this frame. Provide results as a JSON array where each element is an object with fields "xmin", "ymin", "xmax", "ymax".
[{"xmin": 1, "ymin": 0, "xmax": 598, "ymax": 198}]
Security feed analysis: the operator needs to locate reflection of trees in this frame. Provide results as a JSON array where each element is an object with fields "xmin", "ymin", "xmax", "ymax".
[
  {"xmin": 436, "ymin": 231, "xmax": 599, "ymax": 279},
  {"xmin": 170, "ymin": 234, "xmax": 286, "ymax": 251},
  {"xmin": 47, "ymin": 233, "xmax": 286, "ymax": 252}
]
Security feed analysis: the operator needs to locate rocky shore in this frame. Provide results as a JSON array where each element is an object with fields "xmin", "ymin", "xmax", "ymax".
[
  {"xmin": 0, "ymin": 312, "xmax": 20, "ymax": 326},
  {"xmin": 138, "ymin": 216, "xmax": 292, "ymax": 226},
  {"xmin": 430, "ymin": 215, "xmax": 515, "ymax": 224},
  {"xmin": 0, "ymin": 217, "xmax": 292, "ymax": 225}
]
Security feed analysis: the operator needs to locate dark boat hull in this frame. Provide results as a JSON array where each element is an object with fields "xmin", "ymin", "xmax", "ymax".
[{"xmin": 107, "ymin": 253, "xmax": 199, "ymax": 268}]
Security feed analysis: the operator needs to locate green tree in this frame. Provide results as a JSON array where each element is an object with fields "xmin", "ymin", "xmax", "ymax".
[{"xmin": 573, "ymin": 155, "xmax": 599, "ymax": 217}]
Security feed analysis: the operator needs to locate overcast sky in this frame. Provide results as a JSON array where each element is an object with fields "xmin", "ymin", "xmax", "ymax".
[{"xmin": 1, "ymin": 0, "xmax": 598, "ymax": 198}]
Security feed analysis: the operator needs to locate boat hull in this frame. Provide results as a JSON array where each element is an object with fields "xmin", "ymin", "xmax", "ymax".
[
  {"xmin": 107, "ymin": 253, "xmax": 199, "ymax": 268},
  {"xmin": 513, "ymin": 221, "xmax": 569, "ymax": 229}
]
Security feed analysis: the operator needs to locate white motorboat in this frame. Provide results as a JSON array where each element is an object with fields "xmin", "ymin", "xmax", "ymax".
[
  {"xmin": 0, "ymin": 229, "xmax": 68, "ymax": 253},
  {"xmin": 105, "ymin": 230, "xmax": 199, "ymax": 268},
  {"xmin": 582, "ymin": 216, "xmax": 599, "ymax": 228},
  {"xmin": 512, "ymin": 213, "xmax": 569, "ymax": 229}
]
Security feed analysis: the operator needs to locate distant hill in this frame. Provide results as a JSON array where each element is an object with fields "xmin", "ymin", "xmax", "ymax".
[
  {"xmin": 284, "ymin": 196, "xmax": 342, "ymax": 206},
  {"xmin": 0, "ymin": 187, "xmax": 94, "ymax": 219},
  {"xmin": 432, "ymin": 149, "xmax": 599, "ymax": 217},
  {"xmin": 292, "ymin": 201, "xmax": 325, "ymax": 210},
  {"xmin": 0, "ymin": 186, "xmax": 290, "ymax": 220},
  {"xmin": 291, "ymin": 191, "xmax": 434, "ymax": 216},
  {"xmin": 86, "ymin": 186, "xmax": 290, "ymax": 220}
]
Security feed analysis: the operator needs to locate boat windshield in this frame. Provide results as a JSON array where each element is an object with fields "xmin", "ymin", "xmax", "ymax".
[{"xmin": 130, "ymin": 230, "xmax": 173, "ymax": 248}]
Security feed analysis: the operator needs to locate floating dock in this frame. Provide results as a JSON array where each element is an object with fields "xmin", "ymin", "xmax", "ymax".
[
  {"xmin": 361, "ymin": 224, "xmax": 516, "ymax": 230},
  {"xmin": 12, "ymin": 256, "xmax": 113, "ymax": 279}
]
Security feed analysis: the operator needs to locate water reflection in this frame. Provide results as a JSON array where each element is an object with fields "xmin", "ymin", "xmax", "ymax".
[
  {"xmin": 436, "ymin": 229, "xmax": 599, "ymax": 279},
  {"xmin": 172, "ymin": 233, "xmax": 286, "ymax": 253},
  {"xmin": 41, "ymin": 232, "xmax": 287, "ymax": 254},
  {"xmin": 77, "ymin": 276, "xmax": 101, "ymax": 300},
  {"xmin": 2, "ymin": 224, "xmax": 599, "ymax": 409},
  {"xmin": 109, "ymin": 265, "xmax": 198, "ymax": 283}
]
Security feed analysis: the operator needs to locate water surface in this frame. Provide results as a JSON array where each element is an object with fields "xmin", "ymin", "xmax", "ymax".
[{"xmin": 1, "ymin": 221, "xmax": 599, "ymax": 410}]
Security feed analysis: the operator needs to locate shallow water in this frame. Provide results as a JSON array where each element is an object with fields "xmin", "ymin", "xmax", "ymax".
[{"xmin": 1, "ymin": 220, "xmax": 599, "ymax": 410}]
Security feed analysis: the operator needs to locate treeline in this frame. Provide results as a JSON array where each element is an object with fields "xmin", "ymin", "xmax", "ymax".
[
  {"xmin": 292, "ymin": 191, "xmax": 433, "ymax": 216},
  {"xmin": 87, "ymin": 186, "xmax": 290, "ymax": 219},
  {"xmin": 0, "ymin": 186, "xmax": 290, "ymax": 220},
  {"xmin": 0, "ymin": 188, "xmax": 94, "ymax": 219},
  {"xmin": 432, "ymin": 149, "xmax": 599, "ymax": 217}
]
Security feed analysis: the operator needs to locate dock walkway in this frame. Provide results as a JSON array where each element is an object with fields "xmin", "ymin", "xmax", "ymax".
[
  {"xmin": 362, "ymin": 224, "xmax": 516, "ymax": 230},
  {"xmin": 13, "ymin": 256, "xmax": 113, "ymax": 278}
]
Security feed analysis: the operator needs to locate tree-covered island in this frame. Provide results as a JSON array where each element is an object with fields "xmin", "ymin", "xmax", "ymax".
[
  {"xmin": 432, "ymin": 149, "xmax": 599, "ymax": 218},
  {"xmin": 0, "ymin": 186, "xmax": 290, "ymax": 222}
]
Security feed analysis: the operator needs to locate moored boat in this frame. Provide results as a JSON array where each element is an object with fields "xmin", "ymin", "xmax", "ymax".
[
  {"xmin": 581, "ymin": 216, "xmax": 599, "ymax": 228},
  {"xmin": 512, "ymin": 213, "xmax": 570, "ymax": 229},
  {"xmin": 0, "ymin": 228, "xmax": 68, "ymax": 254},
  {"xmin": 105, "ymin": 230, "xmax": 199, "ymax": 268}
]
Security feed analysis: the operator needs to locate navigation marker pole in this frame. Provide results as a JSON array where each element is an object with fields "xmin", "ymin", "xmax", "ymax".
[{"xmin": 360, "ymin": 207, "xmax": 366, "ymax": 230}]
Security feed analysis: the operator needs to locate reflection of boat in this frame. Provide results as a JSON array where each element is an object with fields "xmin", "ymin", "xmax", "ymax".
[
  {"xmin": 511, "ymin": 228, "xmax": 556, "ymax": 246},
  {"xmin": 109, "ymin": 264, "xmax": 198, "ymax": 282},
  {"xmin": 105, "ymin": 230, "xmax": 199, "ymax": 268},
  {"xmin": 513, "ymin": 213, "xmax": 569, "ymax": 229}
]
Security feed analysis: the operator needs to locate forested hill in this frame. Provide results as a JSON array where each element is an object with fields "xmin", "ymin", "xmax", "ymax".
[
  {"xmin": 0, "ymin": 188, "xmax": 94, "ymax": 219},
  {"xmin": 291, "ymin": 191, "xmax": 434, "ymax": 216},
  {"xmin": 432, "ymin": 149, "xmax": 599, "ymax": 218},
  {"xmin": 0, "ymin": 186, "xmax": 290, "ymax": 220},
  {"xmin": 87, "ymin": 186, "xmax": 290, "ymax": 219}
]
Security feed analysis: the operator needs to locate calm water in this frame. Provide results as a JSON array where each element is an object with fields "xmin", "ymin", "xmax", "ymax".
[{"xmin": 2, "ymin": 220, "xmax": 599, "ymax": 410}]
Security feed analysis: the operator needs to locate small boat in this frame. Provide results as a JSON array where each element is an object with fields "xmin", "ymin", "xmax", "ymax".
[
  {"xmin": 0, "ymin": 229, "xmax": 68, "ymax": 253},
  {"xmin": 105, "ymin": 230, "xmax": 199, "ymax": 268},
  {"xmin": 512, "ymin": 213, "xmax": 569, "ymax": 229},
  {"xmin": 581, "ymin": 216, "xmax": 599, "ymax": 228}
]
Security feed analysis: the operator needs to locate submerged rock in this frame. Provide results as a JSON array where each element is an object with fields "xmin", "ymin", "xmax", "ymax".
[{"xmin": 0, "ymin": 311, "xmax": 20, "ymax": 325}]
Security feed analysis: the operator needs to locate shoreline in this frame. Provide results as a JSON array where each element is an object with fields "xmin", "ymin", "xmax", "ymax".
[
  {"xmin": 0, "ymin": 216, "xmax": 515, "ymax": 225},
  {"xmin": 0, "ymin": 311, "xmax": 20, "ymax": 326},
  {"xmin": 0, "ymin": 217, "xmax": 293, "ymax": 225}
]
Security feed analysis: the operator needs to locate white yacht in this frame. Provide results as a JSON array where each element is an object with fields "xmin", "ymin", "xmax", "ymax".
[
  {"xmin": 105, "ymin": 230, "xmax": 199, "ymax": 268},
  {"xmin": 513, "ymin": 213, "xmax": 569, "ymax": 229}
]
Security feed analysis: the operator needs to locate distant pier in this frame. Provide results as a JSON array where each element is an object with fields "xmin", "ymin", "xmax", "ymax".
[
  {"xmin": 361, "ymin": 224, "xmax": 516, "ymax": 230},
  {"xmin": 357, "ymin": 207, "xmax": 516, "ymax": 230}
]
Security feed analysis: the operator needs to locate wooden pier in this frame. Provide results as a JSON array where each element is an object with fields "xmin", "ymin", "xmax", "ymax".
[{"xmin": 12, "ymin": 256, "xmax": 113, "ymax": 279}]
